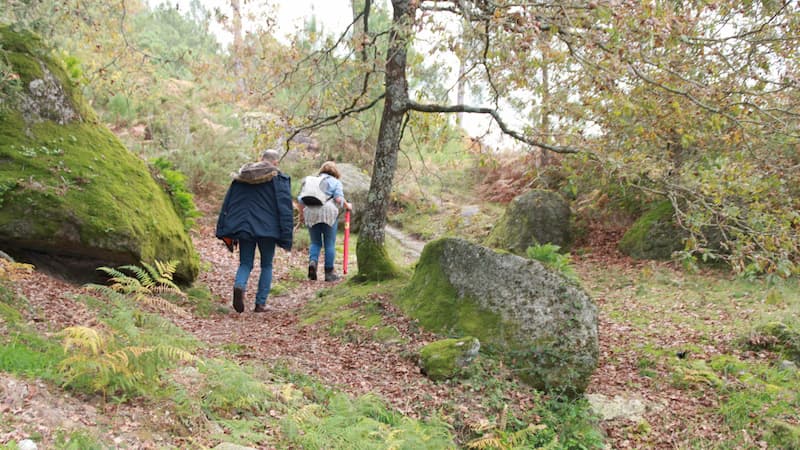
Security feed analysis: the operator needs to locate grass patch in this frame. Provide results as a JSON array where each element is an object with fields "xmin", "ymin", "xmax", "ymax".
[
  {"xmin": 586, "ymin": 261, "xmax": 800, "ymax": 448},
  {"xmin": 185, "ymin": 285, "xmax": 225, "ymax": 317},
  {"xmin": 301, "ymin": 278, "xmax": 406, "ymax": 342}
]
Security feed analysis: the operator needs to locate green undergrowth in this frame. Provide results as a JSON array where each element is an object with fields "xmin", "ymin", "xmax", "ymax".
[
  {"xmin": 0, "ymin": 265, "xmax": 460, "ymax": 448},
  {"xmin": 302, "ymin": 278, "xmax": 409, "ymax": 344},
  {"xmin": 585, "ymin": 262, "xmax": 800, "ymax": 447},
  {"xmin": 390, "ymin": 165, "xmax": 503, "ymax": 244},
  {"xmin": 671, "ymin": 354, "xmax": 800, "ymax": 448},
  {"xmin": 300, "ymin": 276, "xmax": 605, "ymax": 448},
  {"xmin": 0, "ymin": 283, "xmax": 64, "ymax": 381}
]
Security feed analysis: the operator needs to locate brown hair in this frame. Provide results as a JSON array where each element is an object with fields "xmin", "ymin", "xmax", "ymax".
[{"xmin": 318, "ymin": 161, "xmax": 340, "ymax": 179}]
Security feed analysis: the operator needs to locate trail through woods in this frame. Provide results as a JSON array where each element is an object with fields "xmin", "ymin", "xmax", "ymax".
[{"xmin": 1, "ymin": 214, "xmax": 738, "ymax": 448}]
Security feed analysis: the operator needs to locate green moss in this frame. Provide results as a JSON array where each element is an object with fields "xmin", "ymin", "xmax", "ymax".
[
  {"xmin": 302, "ymin": 280, "xmax": 407, "ymax": 344},
  {"xmin": 419, "ymin": 337, "xmax": 478, "ymax": 381},
  {"xmin": 398, "ymin": 239, "xmax": 506, "ymax": 349},
  {"xmin": 0, "ymin": 37, "xmax": 198, "ymax": 282},
  {"xmin": 354, "ymin": 238, "xmax": 403, "ymax": 281},
  {"xmin": 374, "ymin": 326, "xmax": 403, "ymax": 343},
  {"xmin": 618, "ymin": 200, "xmax": 683, "ymax": 260}
]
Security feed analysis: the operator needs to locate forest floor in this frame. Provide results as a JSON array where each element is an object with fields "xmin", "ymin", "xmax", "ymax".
[{"xmin": 2, "ymin": 208, "xmax": 767, "ymax": 449}]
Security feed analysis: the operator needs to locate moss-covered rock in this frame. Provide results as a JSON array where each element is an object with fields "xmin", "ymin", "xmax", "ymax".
[
  {"xmin": 484, "ymin": 189, "xmax": 572, "ymax": 255},
  {"xmin": 0, "ymin": 27, "xmax": 198, "ymax": 282},
  {"xmin": 618, "ymin": 200, "xmax": 685, "ymax": 260},
  {"xmin": 337, "ymin": 163, "xmax": 370, "ymax": 233},
  {"xmin": 418, "ymin": 337, "xmax": 480, "ymax": 381},
  {"xmin": 400, "ymin": 238, "xmax": 598, "ymax": 396}
]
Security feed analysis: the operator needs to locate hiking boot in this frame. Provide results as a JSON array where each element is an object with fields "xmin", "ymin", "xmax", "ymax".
[
  {"xmin": 232, "ymin": 287, "xmax": 244, "ymax": 313},
  {"xmin": 254, "ymin": 304, "xmax": 267, "ymax": 313},
  {"xmin": 308, "ymin": 260, "xmax": 318, "ymax": 281},
  {"xmin": 324, "ymin": 268, "xmax": 341, "ymax": 282}
]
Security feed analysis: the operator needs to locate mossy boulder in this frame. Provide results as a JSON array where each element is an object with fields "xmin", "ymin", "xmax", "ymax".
[
  {"xmin": 400, "ymin": 238, "xmax": 598, "ymax": 395},
  {"xmin": 337, "ymin": 163, "xmax": 370, "ymax": 233},
  {"xmin": 0, "ymin": 27, "xmax": 198, "ymax": 283},
  {"xmin": 618, "ymin": 200, "xmax": 685, "ymax": 260},
  {"xmin": 418, "ymin": 337, "xmax": 480, "ymax": 381},
  {"xmin": 484, "ymin": 189, "xmax": 572, "ymax": 255}
]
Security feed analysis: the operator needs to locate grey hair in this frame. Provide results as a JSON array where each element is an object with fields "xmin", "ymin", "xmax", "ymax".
[{"xmin": 260, "ymin": 149, "xmax": 280, "ymax": 162}]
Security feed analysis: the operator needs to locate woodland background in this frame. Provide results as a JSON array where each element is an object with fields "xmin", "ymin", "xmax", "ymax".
[{"xmin": 0, "ymin": 0, "xmax": 799, "ymax": 449}]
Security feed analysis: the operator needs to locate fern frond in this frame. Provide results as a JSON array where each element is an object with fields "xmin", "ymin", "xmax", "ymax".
[
  {"xmin": 120, "ymin": 264, "xmax": 155, "ymax": 289},
  {"xmin": 466, "ymin": 434, "xmax": 504, "ymax": 450},
  {"xmin": 96, "ymin": 266, "xmax": 129, "ymax": 279},
  {"xmin": 293, "ymin": 404, "xmax": 323, "ymax": 423},
  {"xmin": 152, "ymin": 284, "xmax": 185, "ymax": 298},
  {"xmin": 107, "ymin": 274, "xmax": 146, "ymax": 295},
  {"xmin": 498, "ymin": 404, "xmax": 508, "ymax": 432},
  {"xmin": 155, "ymin": 260, "xmax": 179, "ymax": 280},
  {"xmin": 152, "ymin": 344, "xmax": 196, "ymax": 363},
  {"xmin": 61, "ymin": 326, "xmax": 105, "ymax": 355},
  {"xmin": 139, "ymin": 295, "xmax": 189, "ymax": 317},
  {"xmin": 84, "ymin": 283, "xmax": 125, "ymax": 300}
]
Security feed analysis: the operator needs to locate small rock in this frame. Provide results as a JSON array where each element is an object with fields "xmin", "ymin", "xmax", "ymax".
[
  {"xmin": 18, "ymin": 439, "xmax": 38, "ymax": 450},
  {"xmin": 778, "ymin": 360, "xmax": 797, "ymax": 372}
]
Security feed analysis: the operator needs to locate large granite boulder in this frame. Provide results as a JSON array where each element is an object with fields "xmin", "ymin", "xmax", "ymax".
[
  {"xmin": 0, "ymin": 27, "xmax": 198, "ymax": 282},
  {"xmin": 484, "ymin": 189, "xmax": 572, "ymax": 255},
  {"xmin": 337, "ymin": 163, "xmax": 370, "ymax": 233},
  {"xmin": 618, "ymin": 200, "xmax": 685, "ymax": 260},
  {"xmin": 400, "ymin": 238, "xmax": 598, "ymax": 395}
]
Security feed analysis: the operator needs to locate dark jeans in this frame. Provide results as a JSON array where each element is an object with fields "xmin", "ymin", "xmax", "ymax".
[{"xmin": 234, "ymin": 237, "xmax": 276, "ymax": 305}]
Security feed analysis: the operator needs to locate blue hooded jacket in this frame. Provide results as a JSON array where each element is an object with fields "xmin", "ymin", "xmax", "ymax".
[{"xmin": 215, "ymin": 170, "xmax": 293, "ymax": 250}]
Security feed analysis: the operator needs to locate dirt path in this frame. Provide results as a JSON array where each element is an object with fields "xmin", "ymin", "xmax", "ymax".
[
  {"xmin": 3, "ymin": 220, "xmax": 732, "ymax": 448},
  {"xmin": 184, "ymin": 223, "xmax": 493, "ymax": 420}
]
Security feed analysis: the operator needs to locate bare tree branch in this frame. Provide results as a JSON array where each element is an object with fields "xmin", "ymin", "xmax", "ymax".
[
  {"xmin": 407, "ymin": 100, "xmax": 583, "ymax": 154},
  {"xmin": 281, "ymin": 93, "xmax": 386, "ymax": 156}
]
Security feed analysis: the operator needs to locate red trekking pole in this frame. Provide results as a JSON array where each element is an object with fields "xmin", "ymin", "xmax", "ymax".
[{"xmin": 343, "ymin": 210, "xmax": 351, "ymax": 274}]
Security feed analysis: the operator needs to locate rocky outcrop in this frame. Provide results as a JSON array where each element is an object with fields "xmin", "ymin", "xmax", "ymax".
[
  {"xmin": 618, "ymin": 200, "xmax": 685, "ymax": 260},
  {"xmin": 0, "ymin": 27, "xmax": 198, "ymax": 283},
  {"xmin": 337, "ymin": 163, "xmax": 371, "ymax": 233},
  {"xmin": 400, "ymin": 238, "xmax": 598, "ymax": 395},
  {"xmin": 484, "ymin": 189, "xmax": 572, "ymax": 255}
]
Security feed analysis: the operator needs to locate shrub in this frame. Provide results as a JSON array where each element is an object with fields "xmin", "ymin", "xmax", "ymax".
[
  {"xmin": 150, "ymin": 157, "xmax": 201, "ymax": 231},
  {"xmin": 526, "ymin": 244, "xmax": 578, "ymax": 282}
]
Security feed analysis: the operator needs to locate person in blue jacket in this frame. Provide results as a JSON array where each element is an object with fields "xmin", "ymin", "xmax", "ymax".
[{"xmin": 216, "ymin": 149, "xmax": 293, "ymax": 313}]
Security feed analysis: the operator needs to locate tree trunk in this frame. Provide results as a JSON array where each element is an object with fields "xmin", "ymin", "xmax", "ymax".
[
  {"xmin": 355, "ymin": 0, "xmax": 413, "ymax": 281},
  {"xmin": 539, "ymin": 55, "xmax": 550, "ymax": 166},
  {"xmin": 230, "ymin": 0, "xmax": 247, "ymax": 96}
]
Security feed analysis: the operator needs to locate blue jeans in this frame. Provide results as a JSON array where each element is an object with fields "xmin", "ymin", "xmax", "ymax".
[
  {"xmin": 308, "ymin": 222, "xmax": 337, "ymax": 270},
  {"xmin": 234, "ymin": 238, "xmax": 276, "ymax": 306}
]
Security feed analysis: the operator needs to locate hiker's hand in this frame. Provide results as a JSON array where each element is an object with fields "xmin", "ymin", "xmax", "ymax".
[{"xmin": 345, "ymin": 202, "xmax": 353, "ymax": 211}]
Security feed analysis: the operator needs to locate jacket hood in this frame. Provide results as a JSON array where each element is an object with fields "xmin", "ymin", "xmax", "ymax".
[{"xmin": 233, "ymin": 160, "xmax": 280, "ymax": 184}]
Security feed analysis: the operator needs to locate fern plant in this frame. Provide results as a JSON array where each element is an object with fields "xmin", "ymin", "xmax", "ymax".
[
  {"xmin": 58, "ymin": 325, "xmax": 196, "ymax": 397},
  {"xmin": 526, "ymin": 244, "xmax": 578, "ymax": 282},
  {"xmin": 466, "ymin": 405, "xmax": 552, "ymax": 450},
  {"xmin": 86, "ymin": 260, "xmax": 188, "ymax": 316}
]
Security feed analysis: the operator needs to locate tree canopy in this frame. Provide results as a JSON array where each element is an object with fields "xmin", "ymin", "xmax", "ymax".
[{"xmin": 266, "ymin": 0, "xmax": 799, "ymax": 279}]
